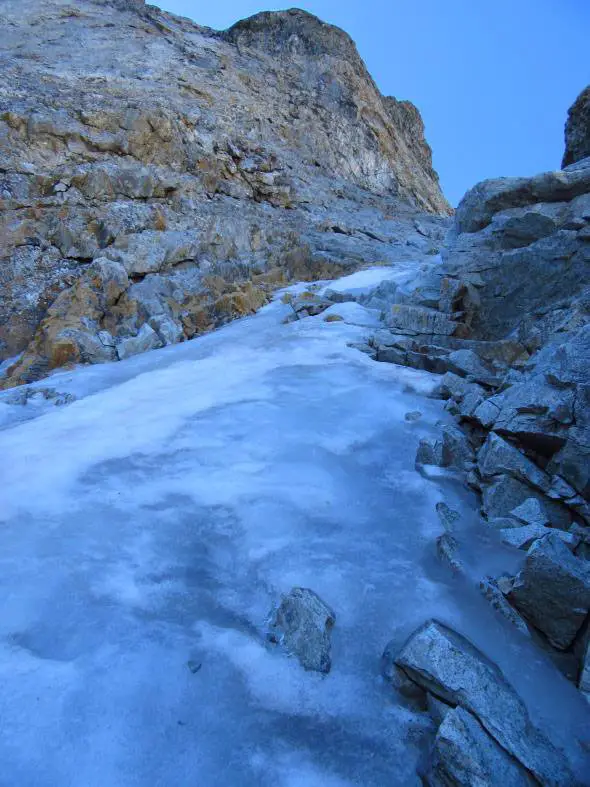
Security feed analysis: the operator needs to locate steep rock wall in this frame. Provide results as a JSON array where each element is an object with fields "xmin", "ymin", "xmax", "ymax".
[{"xmin": 0, "ymin": 0, "xmax": 450, "ymax": 387}]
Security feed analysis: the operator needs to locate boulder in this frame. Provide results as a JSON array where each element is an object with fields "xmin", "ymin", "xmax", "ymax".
[
  {"xmin": 478, "ymin": 578, "xmax": 530, "ymax": 637},
  {"xmin": 446, "ymin": 348, "xmax": 500, "ymax": 388},
  {"xmin": 436, "ymin": 502, "xmax": 461, "ymax": 532},
  {"xmin": 452, "ymin": 166, "xmax": 590, "ymax": 236},
  {"xmin": 437, "ymin": 532, "xmax": 465, "ymax": 575},
  {"xmin": 472, "ymin": 398, "xmax": 501, "ymax": 428},
  {"xmin": 499, "ymin": 524, "xmax": 578, "ymax": 551},
  {"xmin": 268, "ymin": 587, "xmax": 335, "ymax": 673},
  {"xmin": 440, "ymin": 424, "xmax": 474, "ymax": 469},
  {"xmin": 116, "ymin": 323, "xmax": 162, "ymax": 360},
  {"xmin": 426, "ymin": 706, "xmax": 537, "ymax": 787},
  {"xmin": 477, "ymin": 433, "xmax": 549, "ymax": 492},
  {"xmin": 480, "ymin": 475, "xmax": 572, "ymax": 529},
  {"xmin": 395, "ymin": 620, "xmax": 575, "ymax": 785},
  {"xmin": 148, "ymin": 314, "xmax": 184, "ymax": 346},
  {"xmin": 416, "ymin": 438, "xmax": 444, "ymax": 467},
  {"xmin": 510, "ymin": 498, "xmax": 550, "ymax": 527},
  {"xmin": 387, "ymin": 305, "xmax": 466, "ymax": 336},
  {"xmin": 508, "ymin": 533, "xmax": 590, "ymax": 650}
]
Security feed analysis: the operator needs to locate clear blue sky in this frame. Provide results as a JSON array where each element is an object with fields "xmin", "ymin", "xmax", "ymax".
[{"xmin": 158, "ymin": 0, "xmax": 590, "ymax": 206}]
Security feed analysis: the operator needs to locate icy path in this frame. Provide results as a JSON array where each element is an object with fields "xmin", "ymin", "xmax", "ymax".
[{"xmin": 0, "ymin": 268, "xmax": 587, "ymax": 786}]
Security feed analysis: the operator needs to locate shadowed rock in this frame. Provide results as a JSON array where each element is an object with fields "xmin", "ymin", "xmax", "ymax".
[
  {"xmin": 395, "ymin": 620, "xmax": 576, "ymax": 786},
  {"xmin": 269, "ymin": 587, "xmax": 336, "ymax": 673}
]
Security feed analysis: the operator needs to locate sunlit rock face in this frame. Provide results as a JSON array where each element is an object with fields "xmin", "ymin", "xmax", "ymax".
[{"xmin": 0, "ymin": 0, "xmax": 450, "ymax": 386}]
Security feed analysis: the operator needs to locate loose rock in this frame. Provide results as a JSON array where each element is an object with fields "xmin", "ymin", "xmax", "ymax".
[{"xmin": 268, "ymin": 587, "xmax": 335, "ymax": 673}]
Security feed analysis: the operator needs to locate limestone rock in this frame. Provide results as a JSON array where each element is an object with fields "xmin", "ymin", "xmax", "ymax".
[
  {"xmin": 426, "ymin": 706, "xmax": 537, "ymax": 787},
  {"xmin": 508, "ymin": 533, "xmax": 590, "ymax": 650},
  {"xmin": 0, "ymin": 0, "xmax": 451, "ymax": 387},
  {"xmin": 268, "ymin": 587, "xmax": 335, "ymax": 673},
  {"xmin": 395, "ymin": 620, "xmax": 575, "ymax": 786}
]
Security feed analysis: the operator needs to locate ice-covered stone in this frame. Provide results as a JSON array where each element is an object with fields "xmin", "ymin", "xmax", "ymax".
[
  {"xmin": 478, "ymin": 578, "xmax": 531, "ymax": 637},
  {"xmin": 395, "ymin": 620, "xmax": 575, "ymax": 785},
  {"xmin": 508, "ymin": 533, "xmax": 590, "ymax": 650},
  {"xmin": 268, "ymin": 587, "xmax": 335, "ymax": 673},
  {"xmin": 426, "ymin": 706, "xmax": 537, "ymax": 787}
]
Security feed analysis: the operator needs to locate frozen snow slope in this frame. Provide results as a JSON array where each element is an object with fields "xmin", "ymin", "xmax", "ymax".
[{"xmin": 0, "ymin": 266, "xmax": 588, "ymax": 786}]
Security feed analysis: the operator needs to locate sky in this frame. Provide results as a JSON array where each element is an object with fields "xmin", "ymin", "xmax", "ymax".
[{"xmin": 157, "ymin": 0, "xmax": 590, "ymax": 206}]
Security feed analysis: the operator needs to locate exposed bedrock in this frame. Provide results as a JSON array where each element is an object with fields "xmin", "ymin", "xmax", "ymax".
[{"xmin": 0, "ymin": 0, "xmax": 450, "ymax": 388}]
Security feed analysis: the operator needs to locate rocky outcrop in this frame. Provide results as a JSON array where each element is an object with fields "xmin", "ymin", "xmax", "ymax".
[
  {"xmin": 390, "ymin": 620, "xmax": 578, "ymax": 786},
  {"xmin": 564, "ymin": 86, "xmax": 590, "ymax": 167},
  {"xmin": 0, "ymin": 0, "xmax": 450, "ymax": 388},
  {"xmin": 362, "ymin": 90, "xmax": 590, "ymax": 708}
]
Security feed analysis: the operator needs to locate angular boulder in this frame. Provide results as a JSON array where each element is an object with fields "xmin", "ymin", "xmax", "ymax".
[
  {"xmin": 508, "ymin": 533, "xmax": 590, "ymax": 650},
  {"xmin": 481, "ymin": 474, "xmax": 572, "ymax": 530},
  {"xmin": 268, "ymin": 587, "xmax": 335, "ymax": 673},
  {"xmin": 116, "ymin": 323, "xmax": 162, "ymax": 360},
  {"xmin": 426, "ymin": 706, "xmax": 537, "ymax": 787},
  {"xmin": 499, "ymin": 524, "xmax": 578, "ymax": 551},
  {"xmin": 395, "ymin": 620, "xmax": 574, "ymax": 785},
  {"xmin": 478, "ymin": 578, "xmax": 531, "ymax": 637},
  {"xmin": 477, "ymin": 433, "xmax": 549, "ymax": 493}
]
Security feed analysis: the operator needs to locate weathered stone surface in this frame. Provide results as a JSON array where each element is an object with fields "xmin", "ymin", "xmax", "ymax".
[
  {"xmin": 395, "ymin": 620, "xmax": 575, "ymax": 785},
  {"xmin": 440, "ymin": 423, "xmax": 474, "ymax": 469},
  {"xmin": 436, "ymin": 532, "xmax": 465, "ymax": 575},
  {"xmin": 442, "ymin": 151, "xmax": 590, "ymax": 346},
  {"xmin": 508, "ymin": 533, "xmax": 590, "ymax": 650},
  {"xmin": 268, "ymin": 587, "xmax": 335, "ymax": 673},
  {"xmin": 387, "ymin": 305, "xmax": 465, "ymax": 336},
  {"xmin": 481, "ymin": 475, "xmax": 572, "ymax": 529},
  {"xmin": 478, "ymin": 578, "xmax": 531, "ymax": 637},
  {"xmin": 477, "ymin": 433, "xmax": 549, "ymax": 493},
  {"xmin": 416, "ymin": 438, "xmax": 444, "ymax": 467},
  {"xmin": 580, "ymin": 640, "xmax": 590, "ymax": 701},
  {"xmin": 436, "ymin": 502, "xmax": 461, "ymax": 532},
  {"xmin": 116, "ymin": 323, "xmax": 162, "ymax": 360},
  {"xmin": 511, "ymin": 498, "xmax": 550, "ymax": 527},
  {"xmin": 563, "ymin": 86, "xmax": 590, "ymax": 167},
  {"xmin": 499, "ymin": 524, "xmax": 578, "ymax": 551},
  {"xmin": 426, "ymin": 706, "xmax": 537, "ymax": 787},
  {"xmin": 0, "ymin": 0, "xmax": 450, "ymax": 386},
  {"xmin": 446, "ymin": 348, "xmax": 499, "ymax": 388}
]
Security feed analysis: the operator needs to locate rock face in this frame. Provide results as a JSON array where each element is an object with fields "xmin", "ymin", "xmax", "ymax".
[
  {"xmin": 268, "ymin": 587, "xmax": 336, "ymax": 673},
  {"xmin": 442, "ymin": 162, "xmax": 590, "ymax": 343},
  {"xmin": 0, "ymin": 0, "xmax": 450, "ymax": 387},
  {"xmin": 365, "ymin": 87, "xmax": 590, "ymax": 712},
  {"xmin": 564, "ymin": 86, "xmax": 590, "ymax": 167}
]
